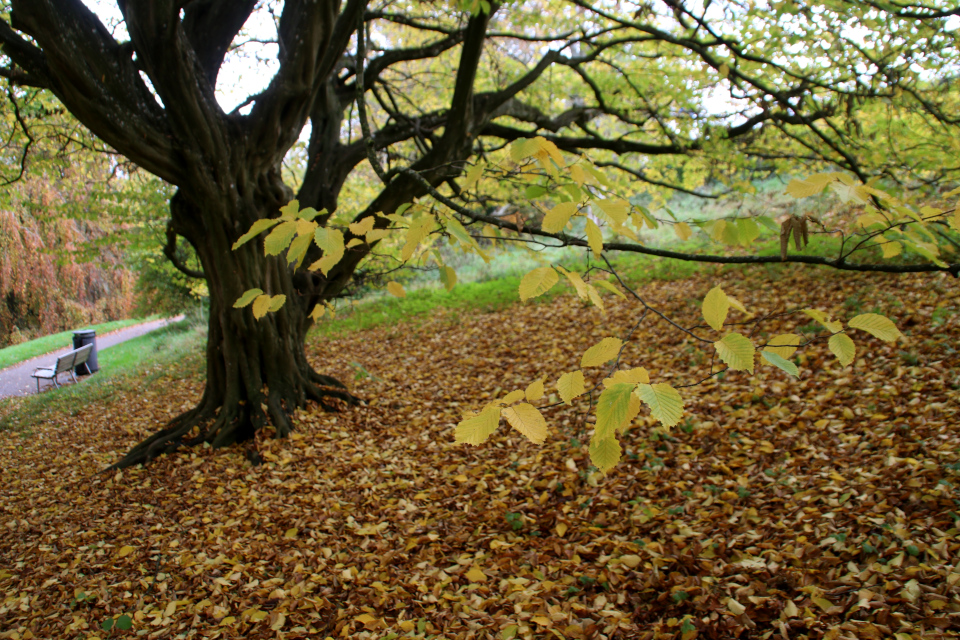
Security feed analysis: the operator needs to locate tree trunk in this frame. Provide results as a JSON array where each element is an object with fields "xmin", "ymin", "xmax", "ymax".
[{"xmin": 110, "ymin": 183, "xmax": 353, "ymax": 469}]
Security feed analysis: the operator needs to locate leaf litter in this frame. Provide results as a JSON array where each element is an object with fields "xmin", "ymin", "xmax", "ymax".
[{"xmin": 1, "ymin": 268, "xmax": 959, "ymax": 639}]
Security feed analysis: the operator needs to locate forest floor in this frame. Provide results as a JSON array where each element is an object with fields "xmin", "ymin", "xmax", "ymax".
[{"xmin": 1, "ymin": 266, "xmax": 959, "ymax": 640}]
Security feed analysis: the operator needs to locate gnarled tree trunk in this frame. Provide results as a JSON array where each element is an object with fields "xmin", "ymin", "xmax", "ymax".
[{"xmin": 111, "ymin": 178, "xmax": 356, "ymax": 469}]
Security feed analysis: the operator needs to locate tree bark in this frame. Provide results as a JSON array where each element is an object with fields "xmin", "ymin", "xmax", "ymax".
[{"xmin": 109, "ymin": 181, "xmax": 355, "ymax": 469}]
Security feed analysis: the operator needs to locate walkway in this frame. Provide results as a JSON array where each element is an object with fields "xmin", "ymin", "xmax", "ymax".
[{"xmin": 0, "ymin": 316, "xmax": 184, "ymax": 399}]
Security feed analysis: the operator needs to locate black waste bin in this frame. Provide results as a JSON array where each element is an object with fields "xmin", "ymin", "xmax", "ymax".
[{"xmin": 72, "ymin": 330, "xmax": 99, "ymax": 375}]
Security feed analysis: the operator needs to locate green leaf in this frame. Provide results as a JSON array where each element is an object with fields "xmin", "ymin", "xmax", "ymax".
[
  {"xmin": 525, "ymin": 185, "xmax": 547, "ymax": 198},
  {"xmin": 581, "ymin": 337, "xmax": 622, "ymax": 368},
  {"xmin": 761, "ymin": 351, "xmax": 799, "ymax": 377},
  {"xmin": 736, "ymin": 217, "xmax": 760, "ymax": 245},
  {"xmin": 594, "ymin": 383, "xmax": 636, "ymax": 441},
  {"xmin": 233, "ymin": 288, "xmax": 263, "ymax": 308},
  {"xmin": 263, "ymin": 220, "xmax": 298, "ymax": 256},
  {"xmin": 115, "ymin": 614, "xmax": 133, "ymax": 631},
  {"xmin": 589, "ymin": 436, "xmax": 622, "ymax": 473},
  {"xmin": 101, "ymin": 619, "xmax": 114, "ymax": 631},
  {"xmin": 267, "ymin": 294, "xmax": 286, "ymax": 312},
  {"xmin": 714, "ymin": 332, "xmax": 755, "ymax": 372},
  {"xmin": 455, "ymin": 404, "xmax": 501, "ymax": 445},
  {"xmin": 702, "ymin": 285, "xmax": 729, "ymax": 331},
  {"xmin": 803, "ymin": 308, "xmax": 843, "ymax": 333},
  {"xmin": 556, "ymin": 370, "xmax": 585, "ymax": 404},
  {"xmin": 518, "ymin": 266, "xmax": 559, "ymax": 301},
  {"xmin": 286, "ymin": 232, "xmax": 313, "ymax": 268},
  {"xmin": 635, "ymin": 383, "xmax": 685, "ymax": 428},
  {"xmin": 829, "ymin": 333, "xmax": 856, "ymax": 366},
  {"xmin": 848, "ymin": 313, "xmax": 902, "ymax": 342},
  {"xmin": 232, "ymin": 218, "xmax": 279, "ymax": 250}
]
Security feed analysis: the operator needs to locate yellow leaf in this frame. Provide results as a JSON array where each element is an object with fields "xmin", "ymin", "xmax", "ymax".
[
  {"xmin": 525, "ymin": 379, "xmax": 545, "ymax": 402},
  {"xmin": 635, "ymin": 383, "xmax": 684, "ymax": 427},
  {"xmin": 848, "ymin": 313, "xmax": 902, "ymax": 342},
  {"xmin": 250, "ymin": 610, "xmax": 269, "ymax": 622},
  {"xmin": 702, "ymin": 285, "xmax": 729, "ymax": 331},
  {"xmin": 589, "ymin": 435, "xmax": 622, "ymax": 472},
  {"xmin": 440, "ymin": 265, "xmax": 457, "ymax": 292},
  {"xmin": 233, "ymin": 288, "xmax": 263, "ymax": 308},
  {"xmin": 556, "ymin": 265, "xmax": 588, "ymax": 299},
  {"xmin": 727, "ymin": 295, "xmax": 749, "ymax": 316},
  {"xmin": 464, "ymin": 566, "xmax": 487, "ymax": 583},
  {"xmin": 595, "ymin": 199, "xmax": 629, "ymax": 226},
  {"xmin": 366, "ymin": 228, "xmax": 390, "ymax": 242},
  {"xmin": 455, "ymin": 404, "xmax": 501, "ymax": 445},
  {"xmin": 309, "ymin": 227, "xmax": 345, "ymax": 275},
  {"xmin": 828, "ymin": 333, "xmax": 856, "ymax": 366},
  {"xmin": 784, "ymin": 172, "xmax": 843, "ymax": 198},
  {"xmin": 764, "ymin": 333, "xmax": 801, "ymax": 359},
  {"xmin": 263, "ymin": 220, "xmax": 298, "ymax": 256},
  {"xmin": 881, "ymin": 239, "xmax": 902, "ymax": 258},
  {"xmin": 556, "ymin": 370, "xmax": 585, "ymax": 404},
  {"xmin": 620, "ymin": 554, "xmax": 641, "ymax": 568},
  {"xmin": 510, "ymin": 138, "xmax": 541, "ymax": 162},
  {"xmin": 803, "ymin": 308, "xmax": 843, "ymax": 333},
  {"xmin": 463, "ymin": 163, "xmax": 483, "ymax": 188},
  {"xmin": 518, "ymin": 266, "xmax": 559, "ymax": 301},
  {"xmin": 284, "ymin": 528, "xmax": 298, "ymax": 539},
  {"xmin": 541, "ymin": 202, "xmax": 578, "ymax": 233},
  {"xmin": 592, "ymin": 279, "xmax": 626, "ymax": 299},
  {"xmin": 164, "ymin": 601, "xmax": 177, "ymax": 617},
  {"xmin": 270, "ymin": 612, "xmax": 286, "ymax": 631},
  {"xmin": 401, "ymin": 215, "xmax": 435, "ymax": 261},
  {"xmin": 604, "ymin": 367, "xmax": 649, "ymax": 387},
  {"xmin": 309, "ymin": 304, "xmax": 326, "ymax": 321},
  {"xmin": 117, "ymin": 545, "xmax": 135, "ymax": 558},
  {"xmin": 714, "ymin": 333, "xmax": 755, "ymax": 372},
  {"xmin": 530, "ymin": 616, "xmax": 552, "ymax": 627},
  {"xmin": 782, "ymin": 600, "xmax": 799, "ymax": 618},
  {"xmin": 555, "ymin": 523, "xmax": 568, "ymax": 537},
  {"xmin": 535, "ymin": 136, "xmax": 565, "ymax": 167},
  {"xmin": 232, "ymin": 218, "xmax": 279, "ymax": 250},
  {"xmin": 386, "ymin": 281, "xmax": 406, "ymax": 298},
  {"xmin": 585, "ymin": 218, "xmax": 603, "ymax": 254},
  {"xmin": 586, "ymin": 283, "xmax": 605, "ymax": 312},
  {"xmin": 502, "ymin": 389, "xmax": 525, "ymax": 404},
  {"xmin": 345, "ymin": 238, "xmax": 363, "ymax": 248},
  {"xmin": 251, "ymin": 294, "xmax": 273, "ymax": 320},
  {"xmin": 581, "ymin": 337, "xmax": 622, "ymax": 368},
  {"xmin": 708, "ymin": 219, "xmax": 727, "ymax": 242},
  {"xmin": 501, "ymin": 403, "xmax": 548, "ymax": 444},
  {"xmin": 673, "ymin": 221, "xmax": 692, "ymax": 241},
  {"xmin": 220, "ymin": 616, "xmax": 237, "ymax": 626},
  {"xmin": 348, "ymin": 216, "xmax": 375, "ymax": 236},
  {"xmin": 266, "ymin": 294, "xmax": 285, "ymax": 313},
  {"xmin": 726, "ymin": 598, "xmax": 746, "ymax": 616},
  {"xmin": 355, "ymin": 613, "xmax": 377, "ymax": 625}
]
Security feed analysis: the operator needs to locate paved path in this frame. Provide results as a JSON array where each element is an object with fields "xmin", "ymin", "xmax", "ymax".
[{"xmin": 0, "ymin": 316, "xmax": 184, "ymax": 399}]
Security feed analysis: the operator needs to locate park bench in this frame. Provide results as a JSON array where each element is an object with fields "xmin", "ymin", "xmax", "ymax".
[{"xmin": 30, "ymin": 344, "xmax": 94, "ymax": 392}]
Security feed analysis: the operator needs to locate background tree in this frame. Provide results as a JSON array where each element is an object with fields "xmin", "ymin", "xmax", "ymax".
[{"xmin": 1, "ymin": 0, "xmax": 957, "ymax": 468}]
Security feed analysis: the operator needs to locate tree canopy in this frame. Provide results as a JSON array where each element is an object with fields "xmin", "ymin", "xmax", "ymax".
[{"xmin": 1, "ymin": 0, "xmax": 958, "ymax": 468}]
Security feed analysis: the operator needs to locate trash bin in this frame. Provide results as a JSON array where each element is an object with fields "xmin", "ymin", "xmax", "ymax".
[{"xmin": 72, "ymin": 330, "xmax": 99, "ymax": 375}]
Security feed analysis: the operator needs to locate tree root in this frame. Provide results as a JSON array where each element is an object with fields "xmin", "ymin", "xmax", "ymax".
[{"xmin": 106, "ymin": 371, "xmax": 361, "ymax": 470}]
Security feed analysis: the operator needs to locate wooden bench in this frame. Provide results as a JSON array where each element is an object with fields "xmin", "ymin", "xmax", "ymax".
[{"xmin": 31, "ymin": 344, "xmax": 94, "ymax": 392}]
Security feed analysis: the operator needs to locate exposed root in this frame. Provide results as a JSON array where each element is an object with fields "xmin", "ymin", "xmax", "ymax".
[
  {"xmin": 107, "ymin": 369, "xmax": 360, "ymax": 470},
  {"xmin": 309, "ymin": 370, "xmax": 349, "ymax": 390}
]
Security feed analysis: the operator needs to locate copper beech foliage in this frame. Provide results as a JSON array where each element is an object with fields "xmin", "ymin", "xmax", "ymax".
[
  {"xmin": 2, "ymin": 268, "xmax": 958, "ymax": 639},
  {"xmin": 235, "ymin": 148, "xmax": 946, "ymax": 472}
]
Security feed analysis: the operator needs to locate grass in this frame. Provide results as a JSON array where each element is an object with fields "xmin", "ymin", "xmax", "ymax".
[
  {"xmin": 0, "ymin": 318, "xmax": 204, "ymax": 433},
  {"xmin": 0, "ymin": 317, "xmax": 157, "ymax": 371}
]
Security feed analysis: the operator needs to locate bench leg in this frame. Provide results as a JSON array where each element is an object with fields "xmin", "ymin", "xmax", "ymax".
[
  {"xmin": 53, "ymin": 375, "xmax": 60, "ymax": 389},
  {"xmin": 36, "ymin": 378, "xmax": 40, "ymax": 393}
]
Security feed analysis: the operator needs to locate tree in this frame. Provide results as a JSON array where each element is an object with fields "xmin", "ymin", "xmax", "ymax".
[{"xmin": 2, "ymin": 0, "xmax": 957, "ymax": 468}]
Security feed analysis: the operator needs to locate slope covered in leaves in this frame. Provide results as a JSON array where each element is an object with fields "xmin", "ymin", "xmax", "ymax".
[{"xmin": 1, "ymin": 267, "xmax": 958, "ymax": 640}]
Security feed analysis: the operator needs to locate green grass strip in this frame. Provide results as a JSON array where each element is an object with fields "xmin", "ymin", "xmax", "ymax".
[{"xmin": 0, "ymin": 317, "xmax": 157, "ymax": 371}]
